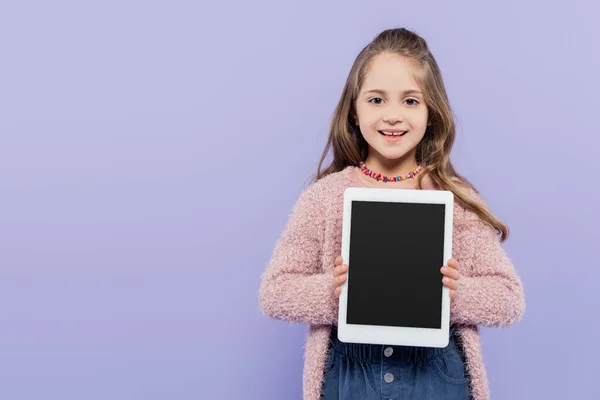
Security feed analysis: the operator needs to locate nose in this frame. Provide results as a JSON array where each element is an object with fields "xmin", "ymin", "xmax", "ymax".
[{"xmin": 382, "ymin": 114, "xmax": 404, "ymax": 124}]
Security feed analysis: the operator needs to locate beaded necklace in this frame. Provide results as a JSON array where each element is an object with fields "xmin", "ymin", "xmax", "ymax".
[{"xmin": 359, "ymin": 162, "xmax": 423, "ymax": 183}]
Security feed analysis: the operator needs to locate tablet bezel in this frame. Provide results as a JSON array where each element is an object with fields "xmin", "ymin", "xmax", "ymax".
[{"xmin": 337, "ymin": 187, "xmax": 454, "ymax": 348}]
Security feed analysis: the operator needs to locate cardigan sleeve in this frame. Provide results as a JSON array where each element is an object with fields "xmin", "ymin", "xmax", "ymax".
[
  {"xmin": 450, "ymin": 218, "xmax": 526, "ymax": 327},
  {"xmin": 259, "ymin": 185, "xmax": 338, "ymax": 326}
]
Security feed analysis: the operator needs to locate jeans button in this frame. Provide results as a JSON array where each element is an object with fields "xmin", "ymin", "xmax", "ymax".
[
  {"xmin": 384, "ymin": 347, "xmax": 393, "ymax": 357},
  {"xmin": 384, "ymin": 372, "xmax": 394, "ymax": 383}
]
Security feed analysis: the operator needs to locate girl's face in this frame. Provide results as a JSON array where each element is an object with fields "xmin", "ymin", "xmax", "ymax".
[{"xmin": 355, "ymin": 52, "xmax": 429, "ymax": 171}]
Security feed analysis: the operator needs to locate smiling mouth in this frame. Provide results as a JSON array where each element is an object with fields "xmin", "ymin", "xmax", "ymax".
[{"xmin": 378, "ymin": 130, "xmax": 407, "ymax": 137}]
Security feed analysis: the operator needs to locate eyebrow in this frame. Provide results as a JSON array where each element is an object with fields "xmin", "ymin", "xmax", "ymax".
[{"xmin": 362, "ymin": 89, "xmax": 423, "ymax": 96}]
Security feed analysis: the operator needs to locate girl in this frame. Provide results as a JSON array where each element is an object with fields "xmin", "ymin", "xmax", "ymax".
[{"xmin": 259, "ymin": 28, "xmax": 525, "ymax": 400}]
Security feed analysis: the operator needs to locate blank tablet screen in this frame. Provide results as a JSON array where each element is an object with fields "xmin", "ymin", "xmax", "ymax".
[{"xmin": 347, "ymin": 200, "xmax": 446, "ymax": 329}]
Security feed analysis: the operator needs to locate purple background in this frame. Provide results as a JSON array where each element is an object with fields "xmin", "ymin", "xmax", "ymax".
[{"xmin": 1, "ymin": 0, "xmax": 599, "ymax": 399}]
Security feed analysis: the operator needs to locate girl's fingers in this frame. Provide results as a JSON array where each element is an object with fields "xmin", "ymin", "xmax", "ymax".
[
  {"xmin": 335, "ymin": 256, "xmax": 343, "ymax": 266},
  {"xmin": 441, "ymin": 266, "xmax": 460, "ymax": 280},
  {"xmin": 442, "ymin": 277, "xmax": 458, "ymax": 290},
  {"xmin": 334, "ymin": 264, "xmax": 349, "ymax": 277},
  {"xmin": 335, "ymin": 274, "xmax": 347, "ymax": 286}
]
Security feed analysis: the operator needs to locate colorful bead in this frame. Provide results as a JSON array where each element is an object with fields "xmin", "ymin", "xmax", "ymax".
[{"xmin": 359, "ymin": 162, "xmax": 422, "ymax": 183}]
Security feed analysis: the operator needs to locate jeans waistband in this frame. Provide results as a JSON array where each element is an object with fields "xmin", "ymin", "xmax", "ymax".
[{"xmin": 329, "ymin": 326, "xmax": 458, "ymax": 365}]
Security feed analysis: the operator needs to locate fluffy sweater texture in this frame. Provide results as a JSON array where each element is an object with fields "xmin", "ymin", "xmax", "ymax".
[{"xmin": 259, "ymin": 166, "xmax": 525, "ymax": 400}]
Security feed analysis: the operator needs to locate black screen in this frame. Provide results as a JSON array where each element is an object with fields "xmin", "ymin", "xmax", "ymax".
[{"xmin": 347, "ymin": 200, "xmax": 445, "ymax": 329}]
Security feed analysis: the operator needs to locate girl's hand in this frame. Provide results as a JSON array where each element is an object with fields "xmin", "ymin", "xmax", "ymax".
[
  {"xmin": 441, "ymin": 258, "xmax": 461, "ymax": 300},
  {"xmin": 333, "ymin": 256, "xmax": 348, "ymax": 298}
]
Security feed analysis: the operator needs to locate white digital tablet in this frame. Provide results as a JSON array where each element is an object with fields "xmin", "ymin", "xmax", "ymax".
[{"xmin": 337, "ymin": 187, "xmax": 454, "ymax": 348}]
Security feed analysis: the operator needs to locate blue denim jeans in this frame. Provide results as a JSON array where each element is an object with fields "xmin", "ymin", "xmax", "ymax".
[{"xmin": 321, "ymin": 326, "xmax": 470, "ymax": 400}]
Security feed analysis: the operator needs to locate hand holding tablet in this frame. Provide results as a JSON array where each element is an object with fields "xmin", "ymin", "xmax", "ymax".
[{"xmin": 335, "ymin": 256, "xmax": 460, "ymax": 300}]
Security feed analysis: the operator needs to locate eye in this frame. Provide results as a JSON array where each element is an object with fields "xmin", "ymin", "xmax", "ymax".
[
  {"xmin": 404, "ymin": 98, "xmax": 420, "ymax": 106},
  {"xmin": 368, "ymin": 97, "xmax": 384, "ymax": 105}
]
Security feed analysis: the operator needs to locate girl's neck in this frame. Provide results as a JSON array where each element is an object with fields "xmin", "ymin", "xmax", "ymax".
[{"xmin": 363, "ymin": 153, "xmax": 420, "ymax": 178}]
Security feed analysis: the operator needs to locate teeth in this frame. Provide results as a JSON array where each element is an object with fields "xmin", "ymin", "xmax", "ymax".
[{"xmin": 380, "ymin": 131, "xmax": 406, "ymax": 136}]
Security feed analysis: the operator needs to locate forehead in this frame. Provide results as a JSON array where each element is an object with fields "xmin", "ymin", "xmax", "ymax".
[{"xmin": 361, "ymin": 52, "xmax": 423, "ymax": 92}]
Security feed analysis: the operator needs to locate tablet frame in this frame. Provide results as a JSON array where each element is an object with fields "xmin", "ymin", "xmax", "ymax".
[{"xmin": 337, "ymin": 187, "xmax": 454, "ymax": 348}]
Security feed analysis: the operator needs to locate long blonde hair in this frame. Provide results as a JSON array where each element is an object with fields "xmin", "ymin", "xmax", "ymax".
[{"xmin": 316, "ymin": 28, "xmax": 509, "ymax": 242}]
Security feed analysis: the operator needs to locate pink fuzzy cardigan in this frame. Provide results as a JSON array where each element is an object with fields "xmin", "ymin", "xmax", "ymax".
[{"xmin": 259, "ymin": 166, "xmax": 525, "ymax": 400}]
